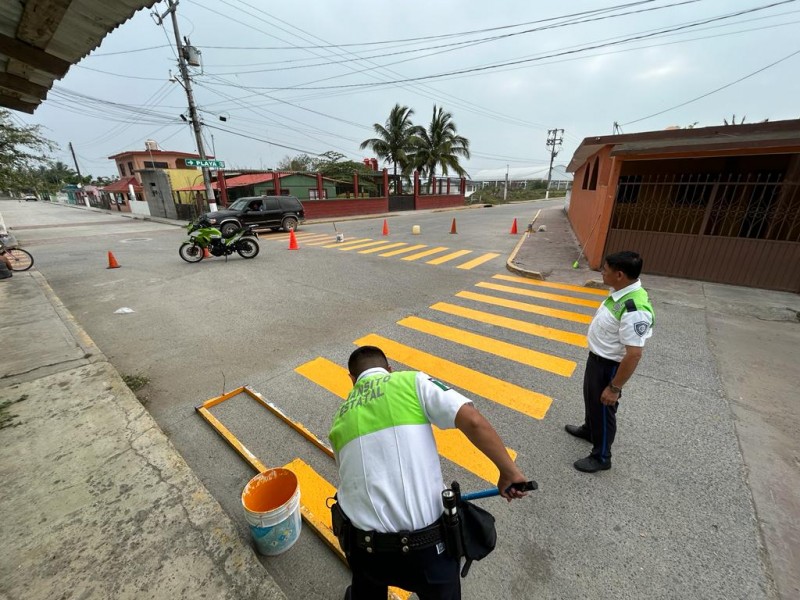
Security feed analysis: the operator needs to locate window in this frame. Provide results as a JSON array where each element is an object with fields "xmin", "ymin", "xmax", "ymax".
[
  {"xmin": 309, "ymin": 189, "xmax": 322, "ymax": 200},
  {"xmin": 281, "ymin": 190, "xmax": 290, "ymax": 196},
  {"xmin": 119, "ymin": 163, "xmax": 126, "ymax": 176},
  {"xmin": 588, "ymin": 157, "xmax": 599, "ymax": 191},
  {"xmin": 263, "ymin": 197, "xmax": 280, "ymax": 210},
  {"xmin": 143, "ymin": 161, "xmax": 169, "ymax": 168},
  {"xmin": 128, "ymin": 161, "xmax": 135, "ymax": 175}
]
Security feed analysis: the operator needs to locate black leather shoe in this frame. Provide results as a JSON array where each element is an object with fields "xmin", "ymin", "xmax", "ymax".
[
  {"xmin": 565, "ymin": 424, "xmax": 591, "ymax": 442},
  {"xmin": 574, "ymin": 455, "xmax": 611, "ymax": 473}
]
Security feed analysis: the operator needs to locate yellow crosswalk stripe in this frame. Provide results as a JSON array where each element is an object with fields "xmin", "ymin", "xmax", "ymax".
[
  {"xmin": 476, "ymin": 282, "xmax": 602, "ymax": 308},
  {"xmin": 456, "ymin": 291, "xmax": 593, "ymax": 324},
  {"xmin": 322, "ymin": 237, "xmax": 373, "ymax": 249},
  {"xmin": 397, "ymin": 316, "xmax": 576, "ymax": 376},
  {"xmin": 294, "ymin": 357, "xmax": 517, "ymax": 483},
  {"xmin": 431, "ymin": 302, "xmax": 588, "ymax": 348},
  {"xmin": 354, "ymin": 334, "xmax": 552, "ymax": 419},
  {"xmin": 336, "ymin": 240, "xmax": 392, "ymax": 251},
  {"xmin": 402, "ymin": 246, "xmax": 450, "ymax": 261},
  {"xmin": 427, "ymin": 249, "xmax": 471, "ymax": 265},
  {"xmin": 493, "ymin": 273, "xmax": 609, "ymax": 296},
  {"xmin": 379, "ymin": 244, "xmax": 426, "ymax": 257},
  {"xmin": 303, "ymin": 237, "xmax": 340, "ymax": 246},
  {"xmin": 457, "ymin": 252, "xmax": 500, "ymax": 270},
  {"xmin": 359, "ymin": 242, "xmax": 407, "ymax": 254}
]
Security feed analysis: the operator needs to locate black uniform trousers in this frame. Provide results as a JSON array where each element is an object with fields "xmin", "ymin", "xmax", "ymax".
[
  {"xmin": 347, "ymin": 542, "xmax": 460, "ymax": 600},
  {"xmin": 583, "ymin": 351, "xmax": 620, "ymax": 463}
]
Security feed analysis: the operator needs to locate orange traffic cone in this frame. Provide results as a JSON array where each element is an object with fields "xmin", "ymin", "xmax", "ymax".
[
  {"xmin": 203, "ymin": 247, "xmax": 211, "ymax": 258},
  {"xmin": 107, "ymin": 251, "xmax": 120, "ymax": 269},
  {"xmin": 510, "ymin": 218, "xmax": 518, "ymax": 235},
  {"xmin": 450, "ymin": 218, "xmax": 458, "ymax": 234},
  {"xmin": 288, "ymin": 229, "xmax": 299, "ymax": 250},
  {"xmin": 382, "ymin": 219, "xmax": 389, "ymax": 236}
]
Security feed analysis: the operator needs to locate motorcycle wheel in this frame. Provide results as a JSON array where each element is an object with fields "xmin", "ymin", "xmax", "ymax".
[
  {"xmin": 236, "ymin": 238, "xmax": 260, "ymax": 259},
  {"xmin": 179, "ymin": 243, "xmax": 204, "ymax": 263}
]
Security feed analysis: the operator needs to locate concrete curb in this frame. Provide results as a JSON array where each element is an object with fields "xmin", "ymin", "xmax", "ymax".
[{"xmin": 506, "ymin": 209, "xmax": 544, "ymax": 280}]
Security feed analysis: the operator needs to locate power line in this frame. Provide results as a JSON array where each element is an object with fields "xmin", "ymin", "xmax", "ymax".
[
  {"xmin": 233, "ymin": 1, "xmax": 797, "ymax": 90},
  {"xmin": 621, "ymin": 47, "xmax": 800, "ymax": 126}
]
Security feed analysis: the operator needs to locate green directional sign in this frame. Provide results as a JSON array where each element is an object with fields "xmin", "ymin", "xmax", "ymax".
[{"xmin": 185, "ymin": 158, "xmax": 225, "ymax": 169}]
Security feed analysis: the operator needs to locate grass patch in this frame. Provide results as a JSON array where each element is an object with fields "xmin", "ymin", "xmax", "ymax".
[{"xmin": 121, "ymin": 373, "xmax": 150, "ymax": 392}]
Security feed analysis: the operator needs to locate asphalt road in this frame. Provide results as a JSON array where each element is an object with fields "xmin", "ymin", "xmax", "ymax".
[{"xmin": 5, "ymin": 198, "xmax": 787, "ymax": 600}]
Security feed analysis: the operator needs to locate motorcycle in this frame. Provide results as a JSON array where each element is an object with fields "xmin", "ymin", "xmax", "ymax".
[{"xmin": 179, "ymin": 220, "xmax": 260, "ymax": 263}]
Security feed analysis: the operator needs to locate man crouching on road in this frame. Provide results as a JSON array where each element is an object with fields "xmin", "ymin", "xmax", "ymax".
[{"xmin": 330, "ymin": 345, "xmax": 528, "ymax": 600}]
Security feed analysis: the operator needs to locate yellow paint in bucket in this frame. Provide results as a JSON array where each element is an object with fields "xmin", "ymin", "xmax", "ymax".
[{"xmin": 242, "ymin": 468, "xmax": 302, "ymax": 556}]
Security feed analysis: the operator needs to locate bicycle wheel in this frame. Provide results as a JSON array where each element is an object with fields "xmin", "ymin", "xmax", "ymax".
[{"xmin": 6, "ymin": 248, "xmax": 33, "ymax": 271}]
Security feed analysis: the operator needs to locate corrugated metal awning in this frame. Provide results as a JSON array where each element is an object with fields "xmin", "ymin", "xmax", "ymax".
[{"xmin": 0, "ymin": 0, "xmax": 157, "ymax": 113}]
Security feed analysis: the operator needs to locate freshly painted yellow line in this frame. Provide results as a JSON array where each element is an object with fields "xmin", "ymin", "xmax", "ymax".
[
  {"xmin": 304, "ymin": 237, "xmax": 340, "ymax": 246},
  {"xmin": 476, "ymin": 281, "xmax": 602, "ymax": 308},
  {"xmin": 359, "ymin": 242, "xmax": 407, "ymax": 254},
  {"xmin": 397, "ymin": 316, "xmax": 576, "ymax": 377},
  {"xmin": 493, "ymin": 273, "xmax": 609, "ymax": 296},
  {"xmin": 323, "ymin": 237, "xmax": 373, "ymax": 249},
  {"xmin": 456, "ymin": 291, "xmax": 593, "ymax": 324},
  {"xmin": 457, "ymin": 252, "xmax": 500, "ymax": 270},
  {"xmin": 354, "ymin": 334, "xmax": 552, "ymax": 419},
  {"xmin": 431, "ymin": 302, "xmax": 588, "ymax": 348},
  {"xmin": 379, "ymin": 244, "xmax": 426, "ymax": 257},
  {"xmin": 427, "ymin": 249, "xmax": 471, "ymax": 265},
  {"xmin": 295, "ymin": 357, "xmax": 517, "ymax": 482},
  {"xmin": 402, "ymin": 246, "xmax": 450, "ymax": 261},
  {"xmin": 336, "ymin": 240, "xmax": 391, "ymax": 251},
  {"xmin": 197, "ymin": 406, "xmax": 267, "ymax": 472}
]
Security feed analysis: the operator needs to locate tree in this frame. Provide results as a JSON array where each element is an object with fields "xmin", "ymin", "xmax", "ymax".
[
  {"xmin": 277, "ymin": 154, "xmax": 315, "ymax": 171},
  {"xmin": 410, "ymin": 105, "xmax": 470, "ymax": 190},
  {"xmin": 359, "ymin": 104, "xmax": 421, "ymax": 192},
  {"xmin": 0, "ymin": 109, "xmax": 57, "ymax": 193},
  {"xmin": 314, "ymin": 151, "xmax": 377, "ymax": 194}
]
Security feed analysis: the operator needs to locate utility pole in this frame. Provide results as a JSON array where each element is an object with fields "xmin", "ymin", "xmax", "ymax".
[
  {"xmin": 503, "ymin": 164, "xmax": 509, "ymax": 202},
  {"xmin": 545, "ymin": 128, "xmax": 564, "ymax": 200},
  {"xmin": 157, "ymin": 0, "xmax": 217, "ymax": 211},
  {"xmin": 68, "ymin": 142, "xmax": 82, "ymax": 178}
]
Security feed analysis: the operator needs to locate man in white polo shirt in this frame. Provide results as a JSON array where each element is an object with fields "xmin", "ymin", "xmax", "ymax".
[
  {"xmin": 566, "ymin": 251, "xmax": 654, "ymax": 473},
  {"xmin": 330, "ymin": 345, "xmax": 528, "ymax": 600}
]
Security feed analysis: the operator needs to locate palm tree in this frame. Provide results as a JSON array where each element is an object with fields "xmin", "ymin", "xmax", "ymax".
[
  {"xmin": 411, "ymin": 105, "xmax": 470, "ymax": 191},
  {"xmin": 360, "ymin": 104, "xmax": 420, "ymax": 194}
]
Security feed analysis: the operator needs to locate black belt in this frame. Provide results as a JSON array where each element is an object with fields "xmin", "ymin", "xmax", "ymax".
[
  {"xmin": 353, "ymin": 520, "xmax": 443, "ymax": 554},
  {"xmin": 589, "ymin": 351, "xmax": 620, "ymax": 366}
]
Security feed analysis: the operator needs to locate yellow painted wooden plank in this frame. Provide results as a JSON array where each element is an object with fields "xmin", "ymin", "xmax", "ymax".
[
  {"xmin": 354, "ymin": 334, "xmax": 552, "ymax": 419},
  {"xmin": 476, "ymin": 281, "xmax": 602, "ymax": 308},
  {"xmin": 359, "ymin": 242, "xmax": 407, "ymax": 254},
  {"xmin": 295, "ymin": 357, "xmax": 516, "ymax": 482},
  {"xmin": 456, "ymin": 291, "xmax": 593, "ymax": 324},
  {"xmin": 402, "ymin": 246, "xmax": 450, "ymax": 261},
  {"xmin": 379, "ymin": 244, "xmax": 426, "ymax": 257},
  {"xmin": 431, "ymin": 302, "xmax": 588, "ymax": 348},
  {"xmin": 427, "ymin": 249, "xmax": 471, "ymax": 265},
  {"xmin": 323, "ymin": 237, "xmax": 373, "ymax": 249},
  {"xmin": 457, "ymin": 252, "xmax": 500, "ymax": 270},
  {"xmin": 337, "ymin": 240, "xmax": 392, "ymax": 251},
  {"xmin": 492, "ymin": 273, "xmax": 609, "ymax": 296},
  {"xmin": 398, "ymin": 316, "xmax": 576, "ymax": 377}
]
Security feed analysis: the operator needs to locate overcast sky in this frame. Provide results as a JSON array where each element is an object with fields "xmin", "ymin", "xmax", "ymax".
[{"xmin": 15, "ymin": 0, "xmax": 800, "ymax": 179}]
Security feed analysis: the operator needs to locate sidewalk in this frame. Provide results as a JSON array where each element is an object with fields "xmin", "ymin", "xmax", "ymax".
[{"xmin": 0, "ymin": 271, "xmax": 285, "ymax": 600}]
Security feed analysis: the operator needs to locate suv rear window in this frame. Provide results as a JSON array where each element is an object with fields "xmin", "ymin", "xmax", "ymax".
[{"xmin": 279, "ymin": 197, "xmax": 302, "ymax": 211}]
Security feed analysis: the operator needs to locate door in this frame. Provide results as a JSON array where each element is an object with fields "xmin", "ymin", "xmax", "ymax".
[
  {"xmin": 261, "ymin": 196, "xmax": 283, "ymax": 227},
  {"xmin": 240, "ymin": 198, "xmax": 267, "ymax": 227}
]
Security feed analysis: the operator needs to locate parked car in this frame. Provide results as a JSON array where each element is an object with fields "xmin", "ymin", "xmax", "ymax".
[
  {"xmin": 199, "ymin": 196, "xmax": 305, "ymax": 237},
  {"xmin": 23, "ymin": 195, "xmax": 38, "ymax": 202}
]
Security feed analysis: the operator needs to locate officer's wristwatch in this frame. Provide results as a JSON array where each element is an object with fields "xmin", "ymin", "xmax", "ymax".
[{"xmin": 608, "ymin": 383, "xmax": 623, "ymax": 394}]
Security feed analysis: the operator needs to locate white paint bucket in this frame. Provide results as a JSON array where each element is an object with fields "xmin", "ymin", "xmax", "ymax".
[{"xmin": 241, "ymin": 468, "xmax": 302, "ymax": 556}]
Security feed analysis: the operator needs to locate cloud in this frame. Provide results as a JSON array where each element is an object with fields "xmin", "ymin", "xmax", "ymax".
[{"xmin": 634, "ymin": 60, "xmax": 684, "ymax": 81}]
